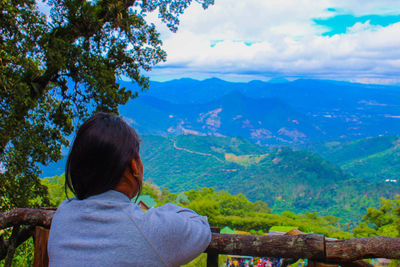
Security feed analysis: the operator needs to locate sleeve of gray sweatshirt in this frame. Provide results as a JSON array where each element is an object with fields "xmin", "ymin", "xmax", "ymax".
[{"xmin": 123, "ymin": 202, "xmax": 212, "ymax": 266}]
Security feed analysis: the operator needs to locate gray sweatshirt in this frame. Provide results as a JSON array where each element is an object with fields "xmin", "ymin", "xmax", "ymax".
[{"xmin": 48, "ymin": 190, "xmax": 211, "ymax": 267}]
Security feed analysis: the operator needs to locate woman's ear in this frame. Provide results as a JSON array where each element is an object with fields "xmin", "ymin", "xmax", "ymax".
[
  {"xmin": 130, "ymin": 157, "xmax": 143, "ymax": 177},
  {"xmin": 130, "ymin": 158, "xmax": 139, "ymax": 175}
]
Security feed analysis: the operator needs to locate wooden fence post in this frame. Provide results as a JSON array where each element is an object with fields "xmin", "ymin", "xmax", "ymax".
[
  {"xmin": 207, "ymin": 227, "xmax": 220, "ymax": 267},
  {"xmin": 33, "ymin": 226, "xmax": 50, "ymax": 267}
]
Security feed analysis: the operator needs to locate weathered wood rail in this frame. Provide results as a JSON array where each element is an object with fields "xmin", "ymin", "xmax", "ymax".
[
  {"xmin": 206, "ymin": 232, "xmax": 400, "ymax": 266},
  {"xmin": 1, "ymin": 208, "xmax": 400, "ymax": 267}
]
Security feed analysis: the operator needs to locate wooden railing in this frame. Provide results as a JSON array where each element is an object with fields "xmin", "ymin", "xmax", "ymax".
[
  {"xmin": 2, "ymin": 208, "xmax": 400, "ymax": 267},
  {"xmin": 205, "ymin": 227, "xmax": 400, "ymax": 267}
]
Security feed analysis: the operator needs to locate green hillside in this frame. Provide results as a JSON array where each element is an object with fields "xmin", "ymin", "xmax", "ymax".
[
  {"xmin": 314, "ymin": 136, "xmax": 400, "ymax": 181},
  {"xmin": 42, "ymin": 176, "xmax": 354, "ymax": 239},
  {"xmin": 140, "ymin": 134, "xmax": 400, "ymax": 223},
  {"xmin": 141, "ymin": 135, "xmax": 345, "ymax": 192}
]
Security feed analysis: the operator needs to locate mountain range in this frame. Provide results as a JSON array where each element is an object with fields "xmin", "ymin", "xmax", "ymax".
[
  {"xmin": 119, "ymin": 78, "xmax": 400, "ymax": 145},
  {"xmin": 120, "ymin": 92, "xmax": 322, "ymax": 145}
]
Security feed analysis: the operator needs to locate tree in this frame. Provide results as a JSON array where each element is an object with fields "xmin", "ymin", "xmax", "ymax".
[
  {"xmin": 353, "ymin": 196, "xmax": 400, "ymax": 267},
  {"xmin": 41, "ymin": 174, "xmax": 69, "ymax": 206},
  {"xmin": 353, "ymin": 196, "xmax": 400, "ymax": 238},
  {"xmin": 0, "ymin": 0, "xmax": 214, "ymax": 212}
]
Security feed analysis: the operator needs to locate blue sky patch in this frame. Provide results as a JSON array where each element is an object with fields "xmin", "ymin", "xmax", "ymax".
[
  {"xmin": 314, "ymin": 14, "xmax": 400, "ymax": 36},
  {"xmin": 210, "ymin": 40, "xmax": 224, "ymax": 47},
  {"xmin": 210, "ymin": 40, "xmax": 257, "ymax": 47},
  {"xmin": 326, "ymin": 8, "xmax": 337, "ymax": 12}
]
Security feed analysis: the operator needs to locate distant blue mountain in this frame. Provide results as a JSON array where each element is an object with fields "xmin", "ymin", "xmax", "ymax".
[
  {"xmin": 119, "ymin": 90, "xmax": 323, "ymax": 145},
  {"xmin": 120, "ymin": 78, "xmax": 400, "ymax": 107},
  {"xmin": 267, "ymin": 77, "xmax": 290, "ymax": 84},
  {"xmin": 119, "ymin": 78, "xmax": 400, "ymax": 143}
]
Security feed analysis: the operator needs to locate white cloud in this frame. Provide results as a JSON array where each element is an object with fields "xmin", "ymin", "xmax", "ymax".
[
  {"xmin": 34, "ymin": 0, "xmax": 400, "ymax": 84},
  {"xmin": 144, "ymin": 0, "xmax": 400, "ymax": 83}
]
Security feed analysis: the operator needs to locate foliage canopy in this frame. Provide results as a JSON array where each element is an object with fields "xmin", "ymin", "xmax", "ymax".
[
  {"xmin": 354, "ymin": 196, "xmax": 400, "ymax": 238},
  {"xmin": 0, "ymin": 0, "xmax": 213, "ymax": 211}
]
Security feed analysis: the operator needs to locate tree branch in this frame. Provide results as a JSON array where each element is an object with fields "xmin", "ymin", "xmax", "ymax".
[
  {"xmin": 0, "ymin": 232, "xmax": 8, "ymax": 260},
  {"xmin": 0, "ymin": 208, "xmax": 55, "ymax": 230},
  {"xmin": 0, "ymin": 225, "xmax": 35, "ymax": 262}
]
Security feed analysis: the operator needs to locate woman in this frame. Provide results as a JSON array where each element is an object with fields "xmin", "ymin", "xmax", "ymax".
[{"xmin": 48, "ymin": 113, "xmax": 211, "ymax": 266}]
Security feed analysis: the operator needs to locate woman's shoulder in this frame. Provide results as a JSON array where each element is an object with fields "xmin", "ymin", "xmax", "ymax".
[{"xmin": 54, "ymin": 197, "xmax": 76, "ymax": 212}]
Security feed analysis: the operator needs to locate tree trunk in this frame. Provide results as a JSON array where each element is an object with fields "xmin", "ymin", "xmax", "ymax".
[{"xmin": 3, "ymin": 225, "xmax": 19, "ymax": 267}]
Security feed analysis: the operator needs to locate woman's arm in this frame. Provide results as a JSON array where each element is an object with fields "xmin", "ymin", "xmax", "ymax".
[{"xmin": 140, "ymin": 203, "xmax": 212, "ymax": 266}]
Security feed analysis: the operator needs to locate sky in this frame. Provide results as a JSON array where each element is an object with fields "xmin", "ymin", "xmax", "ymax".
[
  {"xmin": 142, "ymin": 0, "xmax": 400, "ymax": 84},
  {"xmin": 36, "ymin": 0, "xmax": 400, "ymax": 84}
]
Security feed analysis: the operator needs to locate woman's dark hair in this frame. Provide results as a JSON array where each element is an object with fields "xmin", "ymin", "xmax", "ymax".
[{"xmin": 65, "ymin": 113, "xmax": 141, "ymax": 200}]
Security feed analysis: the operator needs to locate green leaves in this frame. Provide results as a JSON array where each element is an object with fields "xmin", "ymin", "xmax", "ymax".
[
  {"xmin": 354, "ymin": 196, "xmax": 400, "ymax": 238},
  {"xmin": 1, "ymin": 0, "xmax": 213, "ymax": 211},
  {"xmin": 140, "ymin": 184, "xmax": 352, "ymax": 238}
]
